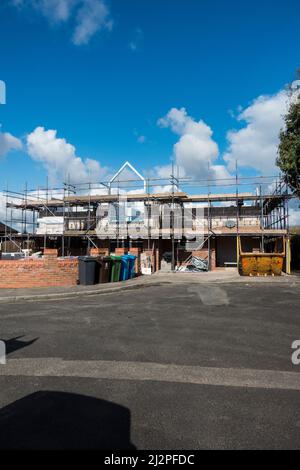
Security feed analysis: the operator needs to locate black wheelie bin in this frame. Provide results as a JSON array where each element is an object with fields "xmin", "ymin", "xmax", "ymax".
[{"xmin": 78, "ymin": 256, "xmax": 100, "ymax": 285}]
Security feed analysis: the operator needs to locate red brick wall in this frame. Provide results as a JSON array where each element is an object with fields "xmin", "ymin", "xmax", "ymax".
[
  {"xmin": 90, "ymin": 247, "xmax": 109, "ymax": 257},
  {"xmin": 0, "ymin": 257, "xmax": 79, "ymax": 288}
]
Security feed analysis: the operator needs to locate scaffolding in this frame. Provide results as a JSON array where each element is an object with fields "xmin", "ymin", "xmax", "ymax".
[{"xmin": 1, "ymin": 170, "xmax": 293, "ymax": 270}]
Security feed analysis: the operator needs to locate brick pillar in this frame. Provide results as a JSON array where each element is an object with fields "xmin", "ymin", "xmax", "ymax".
[
  {"xmin": 192, "ymin": 248, "xmax": 217, "ymax": 270},
  {"xmin": 43, "ymin": 248, "xmax": 58, "ymax": 258},
  {"xmin": 210, "ymin": 249, "xmax": 216, "ymax": 270},
  {"xmin": 144, "ymin": 249, "xmax": 155, "ymax": 273},
  {"xmin": 129, "ymin": 247, "xmax": 141, "ymax": 275},
  {"xmin": 115, "ymin": 247, "xmax": 127, "ymax": 256},
  {"xmin": 155, "ymin": 248, "xmax": 161, "ymax": 272},
  {"xmin": 90, "ymin": 247, "xmax": 109, "ymax": 257}
]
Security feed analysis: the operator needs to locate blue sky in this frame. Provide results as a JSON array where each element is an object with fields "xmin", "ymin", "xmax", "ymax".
[{"xmin": 0, "ymin": 0, "xmax": 299, "ymax": 197}]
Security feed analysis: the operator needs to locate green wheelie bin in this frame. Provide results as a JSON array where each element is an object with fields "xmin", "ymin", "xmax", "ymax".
[{"xmin": 110, "ymin": 255, "xmax": 122, "ymax": 282}]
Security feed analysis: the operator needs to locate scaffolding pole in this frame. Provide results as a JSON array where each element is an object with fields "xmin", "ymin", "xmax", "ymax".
[
  {"xmin": 2, "ymin": 173, "xmax": 292, "ymax": 262},
  {"xmin": 207, "ymin": 163, "xmax": 211, "ymax": 271}
]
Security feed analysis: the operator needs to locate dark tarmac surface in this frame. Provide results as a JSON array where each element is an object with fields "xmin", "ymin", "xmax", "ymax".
[{"xmin": 0, "ymin": 282, "xmax": 300, "ymax": 449}]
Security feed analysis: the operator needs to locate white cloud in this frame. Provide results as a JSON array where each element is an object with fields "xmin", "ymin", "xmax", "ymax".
[
  {"xmin": 0, "ymin": 192, "xmax": 6, "ymax": 222},
  {"xmin": 72, "ymin": 0, "xmax": 112, "ymax": 45},
  {"xmin": 137, "ymin": 135, "xmax": 146, "ymax": 144},
  {"xmin": 289, "ymin": 208, "xmax": 300, "ymax": 227},
  {"xmin": 26, "ymin": 126, "xmax": 107, "ymax": 184},
  {"xmin": 0, "ymin": 191, "xmax": 33, "ymax": 232},
  {"xmin": 0, "ymin": 131, "xmax": 22, "ymax": 158},
  {"xmin": 133, "ymin": 128, "xmax": 147, "ymax": 144},
  {"xmin": 210, "ymin": 164, "xmax": 232, "ymax": 182},
  {"xmin": 223, "ymin": 90, "xmax": 289, "ymax": 174},
  {"xmin": 289, "ymin": 199, "xmax": 300, "ymax": 227},
  {"xmin": 129, "ymin": 28, "xmax": 143, "ymax": 52},
  {"xmin": 11, "ymin": 0, "xmax": 112, "ymax": 45},
  {"xmin": 129, "ymin": 42, "xmax": 137, "ymax": 52},
  {"xmin": 157, "ymin": 107, "xmax": 229, "ymax": 180},
  {"xmin": 152, "ymin": 184, "xmax": 173, "ymax": 194},
  {"xmin": 153, "ymin": 164, "xmax": 174, "ymax": 179},
  {"xmin": 34, "ymin": 0, "xmax": 76, "ymax": 22}
]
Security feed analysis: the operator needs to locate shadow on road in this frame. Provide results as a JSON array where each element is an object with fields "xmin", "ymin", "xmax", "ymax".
[
  {"xmin": 1, "ymin": 336, "xmax": 38, "ymax": 355},
  {"xmin": 0, "ymin": 391, "xmax": 136, "ymax": 449}
]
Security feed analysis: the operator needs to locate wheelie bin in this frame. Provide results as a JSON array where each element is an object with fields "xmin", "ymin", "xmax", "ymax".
[
  {"xmin": 98, "ymin": 256, "xmax": 112, "ymax": 283},
  {"xmin": 78, "ymin": 256, "xmax": 100, "ymax": 285},
  {"xmin": 128, "ymin": 254, "xmax": 137, "ymax": 278},
  {"xmin": 120, "ymin": 255, "xmax": 130, "ymax": 281},
  {"xmin": 110, "ymin": 255, "xmax": 122, "ymax": 282}
]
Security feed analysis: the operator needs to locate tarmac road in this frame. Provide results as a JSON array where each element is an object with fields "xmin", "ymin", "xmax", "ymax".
[{"xmin": 0, "ymin": 281, "xmax": 300, "ymax": 449}]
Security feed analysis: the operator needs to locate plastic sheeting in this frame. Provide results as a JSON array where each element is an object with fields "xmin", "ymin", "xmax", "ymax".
[{"xmin": 176, "ymin": 256, "xmax": 208, "ymax": 273}]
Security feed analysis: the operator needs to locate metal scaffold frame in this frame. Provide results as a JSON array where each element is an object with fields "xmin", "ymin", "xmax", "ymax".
[{"xmin": 1, "ymin": 170, "xmax": 293, "ymax": 270}]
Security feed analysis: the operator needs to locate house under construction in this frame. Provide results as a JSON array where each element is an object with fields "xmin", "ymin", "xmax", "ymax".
[{"xmin": 1, "ymin": 162, "xmax": 292, "ymax": 274}]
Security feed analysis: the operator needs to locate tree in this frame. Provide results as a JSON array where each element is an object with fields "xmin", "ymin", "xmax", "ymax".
[{"xmin": 277, "ymin": 72, "xmax": 300, "ymax": 196}]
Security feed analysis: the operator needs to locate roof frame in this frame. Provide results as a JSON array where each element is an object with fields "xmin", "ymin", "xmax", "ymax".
[{"xmin": 109, "ymin": 161, "xmax": 146, "ymax": 192}]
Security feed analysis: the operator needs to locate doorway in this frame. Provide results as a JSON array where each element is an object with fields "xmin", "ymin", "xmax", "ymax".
[{"xmin": 216, "ymin": 236, "xmax": 237, "ymax": 267}]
